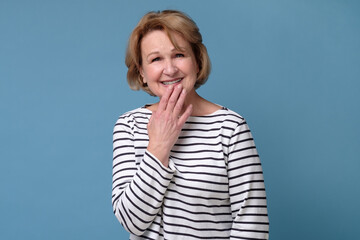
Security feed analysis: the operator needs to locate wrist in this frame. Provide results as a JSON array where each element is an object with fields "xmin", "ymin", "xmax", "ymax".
[{"xmin": 147, "ymin": 144, "xmax": 170, "ymax": 167}]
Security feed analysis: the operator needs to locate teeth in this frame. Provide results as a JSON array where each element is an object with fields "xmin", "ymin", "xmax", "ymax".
[{"xmin": 162, "ymin": 78, "xmax": 182, "ymax": 85}]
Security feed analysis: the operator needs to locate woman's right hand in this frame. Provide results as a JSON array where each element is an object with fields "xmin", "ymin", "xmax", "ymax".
[{"xmin": 146, "ymin": 85, "xmax": 193, "ymax": 167}]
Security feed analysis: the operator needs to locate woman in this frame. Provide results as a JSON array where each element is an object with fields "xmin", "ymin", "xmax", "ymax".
[{"xmin": 112, "ymin": 10, "xmax": 269, "ymax": 240}]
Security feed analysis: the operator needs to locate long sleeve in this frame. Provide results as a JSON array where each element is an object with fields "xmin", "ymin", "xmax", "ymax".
[
  {"xmin": 112, "ymin": 108, "xmax": 269, "ymax": 239},
  {"xmin": 227, "ymin": 119, "xmax": 269, "ymax": 239},
  {"xmin": 111, "ymin": 114, "xmax": 175, "ymax": 236}
]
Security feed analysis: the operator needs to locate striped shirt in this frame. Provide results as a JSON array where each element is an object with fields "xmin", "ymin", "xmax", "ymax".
[{"xmin": 112, "ymin": 106, "xmax": 269, "ymax": 240}]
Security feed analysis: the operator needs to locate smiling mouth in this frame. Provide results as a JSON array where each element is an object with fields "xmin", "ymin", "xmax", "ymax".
[{"xmin": 162, "ymin": 78, "xmax": 183, "ymax": 85}]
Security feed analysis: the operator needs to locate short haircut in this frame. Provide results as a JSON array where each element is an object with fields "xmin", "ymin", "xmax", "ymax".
[{"xmin": 125, "ymin": 10, "xmax": 211, "ymax": 96}]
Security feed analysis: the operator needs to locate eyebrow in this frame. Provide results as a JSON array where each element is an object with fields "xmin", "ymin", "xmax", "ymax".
[
  {"xmin": 146, "ymin": 48, "xmax": 186, "ymax": 60},
  {"xmin": 146, "ymin": 51, "xmax": 160, "ymax": 57},
  {"xmin": 144, "ymin": 51, "xmax": 158, "ymax": 63}
]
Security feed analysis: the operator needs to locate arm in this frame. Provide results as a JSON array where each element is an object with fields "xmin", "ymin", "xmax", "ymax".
[
  {"xmin": 112, "ymin": 85, "xmax": 192, "ymax": 235},
  {"xmin": 227, "ymin": 120, "xmax": 269, "ymax": 239},
  {"xmin": 111, "ymin": 116, "xmax": 175, "ymax": 235}
]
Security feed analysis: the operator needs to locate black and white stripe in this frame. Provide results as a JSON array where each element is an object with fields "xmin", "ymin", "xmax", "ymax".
[{"xmin": 112, "ymin": 107, "xmax": 269, "ymax": 239}]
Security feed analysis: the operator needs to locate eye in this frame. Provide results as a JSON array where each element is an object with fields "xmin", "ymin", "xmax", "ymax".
[
  {"xmin": 175, "ymin": 53, "xmax": 184, "ymax": 58},
  {"xmin": 151, "ymin": 57, "xmax": 160, "ymax": 62}
]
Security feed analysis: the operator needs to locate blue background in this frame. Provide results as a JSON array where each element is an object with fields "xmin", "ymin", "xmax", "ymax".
[{"xmin": 1, "ymin": 0, "xmax": 359, "ymax": 239}]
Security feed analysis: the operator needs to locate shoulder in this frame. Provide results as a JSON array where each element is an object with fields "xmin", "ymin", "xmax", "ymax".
[
  {"xmin": 116, "ymin": 107, "xmax": 151, "ymax": 122},
  {"xmin": 221, "ymin": 107, "xmax": 245, "ymax": 122},
  {"xmin": 209, "ymin": 107, "xmax": 246, "ymax": 126},
  {"xmin": 187, "ymin": 106, "xmax": 247, "ymax": 133},
  {"xmin": 114, "ymin": 107, "xmax": 151, "ymax": 131}
]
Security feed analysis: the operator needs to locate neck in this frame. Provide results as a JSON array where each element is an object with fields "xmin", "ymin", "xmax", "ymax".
[
  {"xmin": 183, "ymin": 89, "xmax": 204, "ymax": 114},
  {"xmin": 182, "ymin": 90, "xmax": 209, "ymax": 116}
]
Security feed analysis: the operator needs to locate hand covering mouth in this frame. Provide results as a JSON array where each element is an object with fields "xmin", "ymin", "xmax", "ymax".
[{"xmin": 161, "ymin": 78, "xmax": 183, "ymax": 85}]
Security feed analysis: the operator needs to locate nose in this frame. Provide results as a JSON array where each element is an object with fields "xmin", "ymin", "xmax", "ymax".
[{"xmin": 163, "ymin": 59, "xmax": 178, "ymax": 76}]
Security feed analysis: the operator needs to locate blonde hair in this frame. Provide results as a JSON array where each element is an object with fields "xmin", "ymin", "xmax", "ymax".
[{"xmin": 125, "ymin": 10, "xmax": 211, "ymax": 96}]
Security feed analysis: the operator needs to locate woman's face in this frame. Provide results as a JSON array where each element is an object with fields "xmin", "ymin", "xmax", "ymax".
[{"xmin": 140, "ymin": 30, "xmax": 199, "ymax": 99}]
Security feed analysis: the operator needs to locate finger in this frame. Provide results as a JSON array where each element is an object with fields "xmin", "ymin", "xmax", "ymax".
[
  {"xmin": 166, "ymin": 84, "xmax": 183, "ymax": 112},
  {"xmin": 172, "ymin": 87, "xmax": 187, "ymax": 118},
  {"xmin": 147, "ymin": 111, "xmax": 154, "ymax": 129},
  {"xmin": 158, "ymin": 85, "xmax": 174, "ymax": 112},
  {"xmin": 148, "ymin": 111, "xmax": 155, "ymax": 123},
  {"xmin": 177, "ymin": 104, "xmax": 192, "ymax": 127}
]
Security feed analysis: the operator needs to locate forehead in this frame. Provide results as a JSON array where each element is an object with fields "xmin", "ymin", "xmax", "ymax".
[{"xmin": 140, "ymin": 30, "xmax": 191, "ymax": 53}]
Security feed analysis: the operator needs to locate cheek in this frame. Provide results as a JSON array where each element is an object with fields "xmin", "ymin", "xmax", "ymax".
[
  {"xmin": 141, "ymin": 68, "xmax": 152, "ymax": 82},
  {"xmin": 143, "ymin": 66, "xmax": 162, "ymax": 80},
  {"xmin": 184, "ymin": 58, "xmax": 199, "ymax": 74}
]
